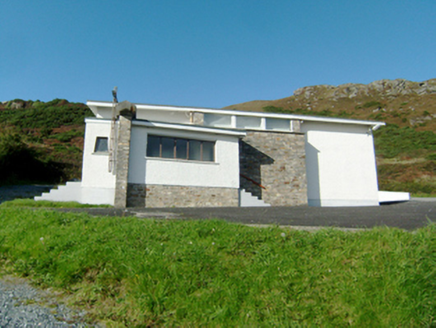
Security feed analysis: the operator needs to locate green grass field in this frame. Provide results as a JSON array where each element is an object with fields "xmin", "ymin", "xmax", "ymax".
[
  {"xmin": 0, "ymin": 199, "xmax": 112, "ymax": 208},
  {"xmin": 0, "ymin": 208, "xmax": 435, "ymax": 327}
]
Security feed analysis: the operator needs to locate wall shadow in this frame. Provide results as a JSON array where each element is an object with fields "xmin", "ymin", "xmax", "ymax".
[
  {"xmin": 305, "ymin": 143, "xmax": 321, "ymax": 206},
  {"xmin": 239, "ymin": 141, "xmax": 274, "ymax": 199}
]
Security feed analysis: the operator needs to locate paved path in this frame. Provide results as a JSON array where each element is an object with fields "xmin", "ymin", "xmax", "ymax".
[{"xmin": 59, "ymin": 199, "xmax": 436, "ymax": 231}]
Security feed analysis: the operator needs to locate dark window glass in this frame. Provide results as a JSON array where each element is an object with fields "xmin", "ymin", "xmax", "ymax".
[
  {"xmin": 161, "ymin": 137, "xmax": 174, "ymax": 158},
  {"xmin": 147, "ymin": 136, "xmax": 160, "ymax": 157},
  {"xmin": 147, "ymin": 135, "xmax": 215, "ymax": 162},
  {"xmin": 94, "ymin": 137, "xmax": 108, "ymax": 153},
  {"xmin": 202, "ymin": 141, "xmax": 215, "ymax": 161},
  {"xmin": 176, "ymin": 138, "xmax": 188, "ymax": 159},
  {"xmin": 189, "ymin": 140, "xmax": 202, "ymax": 161}
]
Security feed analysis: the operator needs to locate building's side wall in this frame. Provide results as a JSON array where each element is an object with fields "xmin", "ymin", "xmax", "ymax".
[
  {"xmin": 136, "ymin": 110, "xmax": 191, "ymax": 124},
  {"xmin": 81, "ymin": 119, "xmax": 116, "ymax": 189},
  {"xmin": 240, "ymin": 131, "xmax": 307, "ymax": 206},
  {"xmin": 126, "ymin": 123, "xmax": 240, "ymax": 207},
  {"xmin": 301, "ymin": 122, "xmax": 379, "ymax": 206}
]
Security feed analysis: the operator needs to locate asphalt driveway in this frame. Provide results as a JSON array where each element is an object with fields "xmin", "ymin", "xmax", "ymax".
[{"xmin": 58, "ymin": 198, "xmax": 436, "ymax": 231}]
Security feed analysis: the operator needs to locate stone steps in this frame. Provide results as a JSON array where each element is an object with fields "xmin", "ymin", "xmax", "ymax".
[
  {"xmin": 35, "ymin": 182, "xmax": 114, "ymax": 205},
  {"xmin": 239, "ymin": 189, "xmax": 271, "ymax": 207}
]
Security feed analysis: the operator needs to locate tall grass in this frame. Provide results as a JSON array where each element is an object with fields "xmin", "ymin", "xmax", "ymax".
[{"xmin": 0, "ymin": 208, "xmax": 435, "ymax": 326}]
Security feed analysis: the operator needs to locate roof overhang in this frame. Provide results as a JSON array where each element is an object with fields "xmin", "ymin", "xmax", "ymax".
[
  {"xmin": 87, "ymin": 100, "xmax": 385, "ymax": 130},
  {"xmin": 132, "ymin": 120, "xmax": 246, "ymax": 137}
]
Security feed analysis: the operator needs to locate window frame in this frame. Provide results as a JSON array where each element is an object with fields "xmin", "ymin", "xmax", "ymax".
[
  {"xmin": 94, "ymin": 136, "xmax": 109, "ymax": 153},
  {"xmin": 146, "ymin": 135, "xmax": 215, "ymax": 162}
]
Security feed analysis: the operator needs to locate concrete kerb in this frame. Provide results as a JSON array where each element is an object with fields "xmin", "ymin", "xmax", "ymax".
[{"xmin": 244, "ymin": 224, "xmax": 367, "ymax": 232}]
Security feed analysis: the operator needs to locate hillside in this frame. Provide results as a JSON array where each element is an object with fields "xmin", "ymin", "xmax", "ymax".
[
  {"xmin": 0, "ymin": 99, "xmax": 92, "ymax": 184},
  {"xmin": 225, "ymin": 79, "xmax": 436, "ymax": 196},
  {"xmin": 225, "ymin": 79, "xmax": 436, "ymax": 130},
  {"xmin": 0, "ymin": 80, "xmax": 435, "ymax": 196}
]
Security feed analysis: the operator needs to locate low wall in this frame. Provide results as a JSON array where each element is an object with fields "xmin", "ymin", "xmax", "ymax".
[{"xmin": 127, "ymin": 184, "xmax": 239, "ymax": 208}]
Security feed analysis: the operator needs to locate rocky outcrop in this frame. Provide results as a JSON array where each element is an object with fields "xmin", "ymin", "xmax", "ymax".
[
  {"xmin": 293, "ymin": 79, "xmax": 436, "ymax": 101},
  {"xmin": 224, "ymin": 78, "xmax": 436, "ymax": 132}
]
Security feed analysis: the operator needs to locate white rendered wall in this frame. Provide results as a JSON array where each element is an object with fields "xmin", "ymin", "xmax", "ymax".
[
  {"xmin": 81, "ymin": 119, "xmax": 116, "ymax": 189},
  {"xmin": 128, "ymin": 125, "xmax": 240, "ymax": 188},
  {"xmin": 301, "ymin": 122, "xmax": 379, "ymax": 207},
  {"xmin": 136, "ymin": 109, "xmax": 190, "ymax": 124}
]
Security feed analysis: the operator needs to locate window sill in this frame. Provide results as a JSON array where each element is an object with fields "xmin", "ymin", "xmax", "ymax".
[
  {"xmin": 92, "ymin": 152, "xmax": 109, "ymax": 155},
  {"xmin": 145, "ymin": 157, "xmax": 217, "ymax": 164}
]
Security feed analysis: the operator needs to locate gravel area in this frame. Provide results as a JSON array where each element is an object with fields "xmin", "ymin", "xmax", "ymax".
[{"xmin": 0, "ymin": 276, "xmax": 96, "ymax": 327}]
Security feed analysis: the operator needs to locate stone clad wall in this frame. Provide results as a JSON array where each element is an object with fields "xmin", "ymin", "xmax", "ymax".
[
  {"xmin": 240, "ymin": 131, "xmax": 307, "ymax": 206},
  {"xmin": 127, "ymin": 184, "xmax": 239, "ymax": 208},
  {"xmin": 114, "ymin": 115, "xmax": 132, "ymax": 208},
  {"xmin": 127, "ymin": 183, "xmax": 147, "ymax": 207}
]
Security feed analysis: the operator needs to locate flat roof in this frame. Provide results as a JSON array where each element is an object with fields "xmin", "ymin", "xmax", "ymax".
[{"xmin": 87, "ymin": 100, "xmax": 385, "ymax": 128}]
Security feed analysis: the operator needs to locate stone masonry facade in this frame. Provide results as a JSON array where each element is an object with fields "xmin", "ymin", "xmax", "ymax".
[
  {"xmin": 239, "ymin": 131, "xmax": 308, "ymax": 206},
  {"xmin": 127, "ymin": 184, "xmax": 239, "ymax": 208},
  {"xmin": 114, "ymin": 114, "xmax": 132, "ymax": 208},
  {"xmin": 119, "ymin": 117, "xmax": 306, "ymax": 208}
]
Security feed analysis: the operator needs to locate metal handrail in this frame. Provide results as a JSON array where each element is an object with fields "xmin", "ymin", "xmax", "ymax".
[{"xmin": 240, "ymin": 174, "xmax": 266, "ymax": 190}]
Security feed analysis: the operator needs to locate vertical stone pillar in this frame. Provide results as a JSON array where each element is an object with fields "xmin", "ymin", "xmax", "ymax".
[{"xmin": 114, "ymin": 114, "xmax": 132, "ymax": 208}]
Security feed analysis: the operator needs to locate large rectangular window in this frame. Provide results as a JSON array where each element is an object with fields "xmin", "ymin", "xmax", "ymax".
[{"xmin": 147, "ymin": 135, "xmax": 215, "ymax": 162}]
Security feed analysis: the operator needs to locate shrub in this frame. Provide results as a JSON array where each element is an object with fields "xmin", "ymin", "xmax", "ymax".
[
  {"xmin": 427, "ymin": 153, "xmax": 436, "ymax": 161},
  {"xmin": 0, "ymin": 101, "xmax": 92, "ymax": 129},
  {"xmin": 51, "ymin": 129, "xmax": 83, "ymax": 142},
  {"xmin": 0, "ymin": 132, "xmax": 65, "ymax": 184},
  {"xmin": 374, "ymin": 124, "xmax": 436, "ymax": 158},
  {"xmin": 363, "ymin": 101, "xmax": 383, "ymax": 108}
]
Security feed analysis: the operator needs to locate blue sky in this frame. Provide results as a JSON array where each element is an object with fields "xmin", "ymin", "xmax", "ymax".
[{"xmin": 1, "ymin": 1, "xmax": 435, "ymax": 108}]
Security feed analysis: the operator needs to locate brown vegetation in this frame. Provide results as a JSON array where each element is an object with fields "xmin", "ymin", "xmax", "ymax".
[{"xmin": 226, "ymin": 79, "xmax": 436, "ymax": 196}]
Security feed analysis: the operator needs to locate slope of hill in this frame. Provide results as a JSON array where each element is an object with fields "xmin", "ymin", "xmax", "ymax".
[
  {"xmin": 1, "ymin": 83, "xmax": 435, "ymax": 196},
  {"xmin": 0, "ymin": 99, "xmax": 92, "ymax": 184},
  {"xmin": 225, "ymin": 78, "xmax": 436, "ymax": 130},
  {"xmin": 225, "ymin": 79, "xmax": 436, "ymax": 196}
]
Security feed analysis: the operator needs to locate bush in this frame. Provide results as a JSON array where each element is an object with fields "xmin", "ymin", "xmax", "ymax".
[
  {"xmin": 51, "ymin": 129, "xmax": 83, "ymax": 142},
  {"xmin": 374, "ymin": 124, "xmax": 436, "ymax": 158},
  {"xmin": 0, "ymin": 132, "xmax": 65, "ymax": 184},
  {"xmin": 427, "ymin": 153, "xmax": 436, "ymax": 161},
  {"xmin": 0, "ymin": 101, "xmax": 92, "ymax": 129},
  {"xmin": 263, "ymin": 106, "xmax": 336, "ymax": 117},
  {"xmin": 363, "ymin": 101, "xmax": 384, "ymax": 108}
]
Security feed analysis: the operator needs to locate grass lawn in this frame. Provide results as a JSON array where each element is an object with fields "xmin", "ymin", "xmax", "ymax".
[
  {"xmin": 0, "ymin": 199, "xmax": 112, "ymax": 208},
  {"xmin": 0, "ymin": 208, "xmax": 435, "ymax": 327}
]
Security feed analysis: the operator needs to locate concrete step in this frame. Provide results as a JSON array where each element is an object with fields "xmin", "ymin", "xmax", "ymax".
[
  {"xmin": 35, "ymin": 182, "xmax": 82, "ymax": 202},
  {"xmin": 239, "ymin": 189, "xmax": 270, "ymax": 207},
  {"xmin": 35, "ymin": 181, "xmax": 114, "ymax": 205}
]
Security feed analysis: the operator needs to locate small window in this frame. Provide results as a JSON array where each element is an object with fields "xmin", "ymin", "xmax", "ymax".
[
  {"xmin": 94, "ymin": 137, "xmax": 108, "ymax": 153},
  {"xmin": 147, "ymin": 135, "xmax": 215, "ymax": 162}
]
